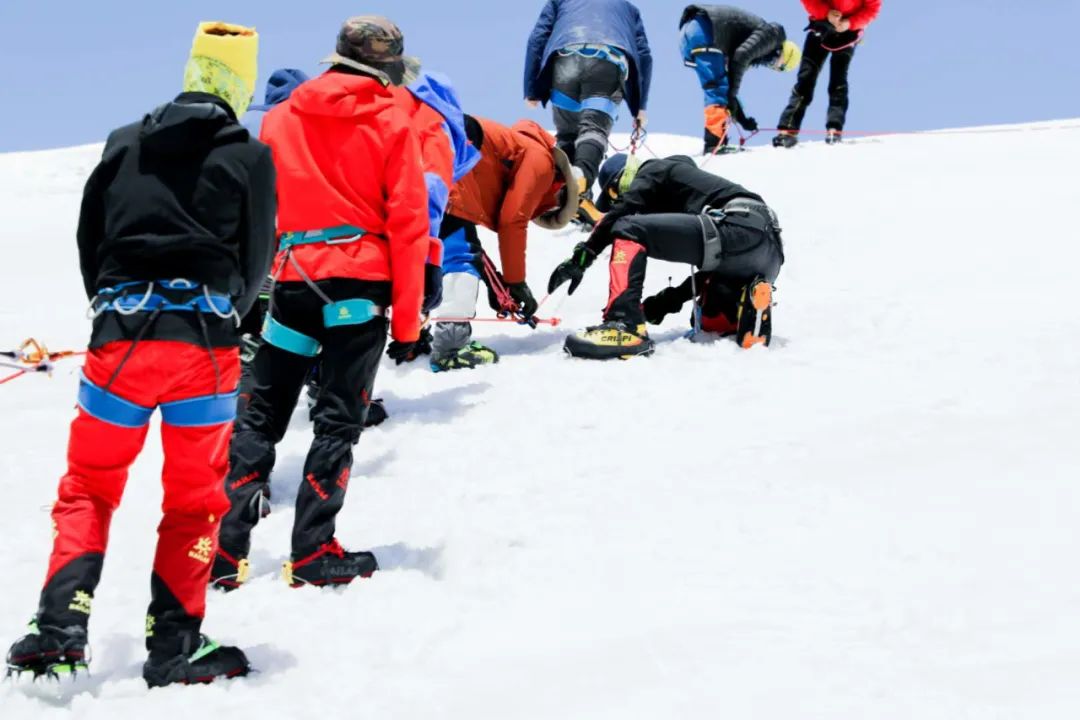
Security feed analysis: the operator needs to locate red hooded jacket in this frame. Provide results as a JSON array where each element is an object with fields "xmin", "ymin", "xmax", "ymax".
[
  {"xmin": 261, "ymin": 71, "xmax": 429, "ymax": 342},
  {"xmin": 801, "ymin": 0, "xmax": 881, "ymax": 31},
  {"xmin": 391, "ymin": 91, "xmax": 453, "ymax": 267}
]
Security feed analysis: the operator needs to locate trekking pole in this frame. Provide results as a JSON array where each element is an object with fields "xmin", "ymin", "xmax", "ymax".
[{"xmin": 687, "ymin": 270, "xmax": 702, "ymax": 339}]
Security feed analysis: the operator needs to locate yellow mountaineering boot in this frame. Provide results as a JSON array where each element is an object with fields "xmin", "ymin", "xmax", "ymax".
[
  {"xmin": 573, "ymin": 168, "xmax": 604, "ymax": 228},
  {"xmin": 563, "ymin": 320, "xmax": 655, "ymax": 360},
  {"xmin": 734, "ymin": 276, "xmax": 774, "ymax": 349}
]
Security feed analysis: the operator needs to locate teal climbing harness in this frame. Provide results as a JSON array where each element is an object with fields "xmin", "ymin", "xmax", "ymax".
[
  {"xmin": 261, "ymin": 225, "xmax": 386, "ymax": 357},
  {"xmin": 278, "ymin": 225, "xmax": 367, "ymax": 251}
]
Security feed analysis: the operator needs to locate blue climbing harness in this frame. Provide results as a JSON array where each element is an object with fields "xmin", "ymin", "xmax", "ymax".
[
  {"xmin": 558, "ymin": 44, "xmax": 630, "ymax": 80},
  {"xmin": 91, "ymin": 279, "xmax": 236, "ymax": 320},
  {"xmin": 81, "ymin": 278, "xmax": 240, "ymax": 428},
  {"xmin": 261, "ymin": 225, "xmax": 386, "ymax": 357},
  {"xmin": 77, "ymin": 371, "xmax": 238, "ymax": 428},
  {"xmin": 551, "ymin": 44, "xmax": 628, "ymax": 121}
]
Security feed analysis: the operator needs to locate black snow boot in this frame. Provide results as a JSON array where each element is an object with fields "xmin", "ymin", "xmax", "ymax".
[
  {"xmin": 143, "ymin": 621, "xmax": 249, "ymax": 688},
  {"xmin": 772, "ymin": 131, "xmax": 799, "ymax": 149},
  {"xmin": 283, "ymin": 539, "xmax": 378, "ymax": 588},
  {"xmin": 6, "ymin": 622, "xmax": 89, "ymax": 680}
]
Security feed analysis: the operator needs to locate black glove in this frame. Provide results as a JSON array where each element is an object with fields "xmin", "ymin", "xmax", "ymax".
[
  {"xmin": 421, "ymin": 263, "xmax": 443, "ymax": 315},
  {"xmin": 386, "ymin": 339, "xmax": 419, "ymax": 365},
  {"xmin": 414, "ymin": 326, "xmax": 433, "ymax": 356},
  {"xmin": 642, "ymin": 286, "xmax": 689, "ymax": 325},
  {"xmin": 385, "ymin": 327, "xmax": 432, "ymax": 365},
  {"xmin": 363, "ymin": 398, "xmax": 388, "ymax": 428},
  {"xmin": 547, "ymin": 243, "xmax": 596, "ymax": 295},
  {"xmin": 508, "ymin": 281, "xmax": 538, "ymax": 322},
  {"xmin": 739, "ymin": 116, "xmax": 758, "ymax": 132}
]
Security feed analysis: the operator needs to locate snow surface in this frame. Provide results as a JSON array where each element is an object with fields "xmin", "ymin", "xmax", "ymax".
[{"xmin": 2, "ymin": 122, "xmax": 1079, "ymax": 719}]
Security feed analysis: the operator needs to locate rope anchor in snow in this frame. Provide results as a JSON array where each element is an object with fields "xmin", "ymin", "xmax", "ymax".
[{"xmin": 0, "ymin": 338, "xmax": 85, "ymax": 386}]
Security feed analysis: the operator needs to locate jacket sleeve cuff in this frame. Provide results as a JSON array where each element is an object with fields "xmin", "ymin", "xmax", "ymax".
[{"xmin": 427, "ymin": 237, "xmax": 444, "ymax": 267}]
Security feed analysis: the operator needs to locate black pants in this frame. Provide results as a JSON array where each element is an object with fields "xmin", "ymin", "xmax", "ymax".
[
  {"xmin": 222, "ymin": 278, "xmax": 388, "ymax": 560},
  {"xmin": 605, "ymin": 210, "xmax": 784, "ymax": 324},
  {"xmin": 552, "ymin": 53, "xmax": 624, "ymax": 187},
  {"xmin": 777, "ymin": 32, "xmax": 856, "ymax": 132}
]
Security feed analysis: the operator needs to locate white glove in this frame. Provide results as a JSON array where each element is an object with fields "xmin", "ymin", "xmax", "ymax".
[{"xmin": 635, "ymin": 110, "xmax": 648, "ymax": 129}]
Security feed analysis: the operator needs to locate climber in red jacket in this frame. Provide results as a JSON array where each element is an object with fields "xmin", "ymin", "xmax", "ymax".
[{"xmin": 774, "ymin": 0, "xmax": 882, "ymax": 147}]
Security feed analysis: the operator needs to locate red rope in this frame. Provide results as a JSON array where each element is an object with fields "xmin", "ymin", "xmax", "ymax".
[
  {"xmin": 0, "ymin": 368, "xmax": 30, "ymax": 385},
  {"xmin": 743, "ymin": 123, "xmax": 1080, "ymax": 141},
  {"xmin": 0, "ymin": 339, "xmax": 85, "ymax": 387},
  {"xmin": 432, "ymin": 316, "xmax": 562, "ymax": 327}
]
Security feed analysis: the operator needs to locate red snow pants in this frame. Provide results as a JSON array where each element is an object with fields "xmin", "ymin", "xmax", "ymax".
[{"xmin": 39, "ymin": 340, "xmax": 239, "ymax": 629}]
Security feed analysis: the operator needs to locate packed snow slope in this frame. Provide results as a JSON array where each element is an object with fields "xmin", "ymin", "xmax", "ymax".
[{"xmin": 2, "ymin": 121, "xmax": 1079, "ymax": 719}]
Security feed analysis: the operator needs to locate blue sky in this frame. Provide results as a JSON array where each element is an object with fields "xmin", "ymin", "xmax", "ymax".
[{"xmin": 1, "ymin": 0, "xmax": 1077, "ymax": 151}]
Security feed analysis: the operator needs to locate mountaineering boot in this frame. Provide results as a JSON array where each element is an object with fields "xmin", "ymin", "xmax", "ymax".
[
  {"xmin": 564, "ymin": 320, "xmax": 655, "ymax": 360},
  {"xmin": 772, "ymin": 131, "xmax": 798, "ymax": 149},
  {"xmin": 572, "ymin": 167, "xmax": 603, "ymax": 228},
  {"xmin": 283, "ymin": 538, "xmax": 378, "ymax": 588},
  {"xmin": 430, "ymin": 341, "xmax": 499, "ymax": 372},
  {"xmin": 143, "ymin": 625, "xmax": 249, "ymax": 688},
  {"xmin": 825, "ymin": 129, "xmax": 843, "ymax": 145},
  {"xmin": 6, "ymin": 622, "xmax": 89, "ymax": 680},
  {"xmin": 577, "ymin": 197, "xmax": 604, "ymax": 228},
  {"xmin": 209, "ymin": 548, "xmax": 251, "ymax": 592},
  {"xmin": 734, "ymin": 276, "xmax": 773, "ymax": 349}
]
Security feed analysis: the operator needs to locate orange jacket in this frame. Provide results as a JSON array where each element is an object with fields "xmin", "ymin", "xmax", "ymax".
[
  {"xmin": 261, "ymin": 71, "xmax": 429, "ymax": 342},
  {"xmin": 448, "ymin": 118, "xmax": 566, "ymax": 284}
]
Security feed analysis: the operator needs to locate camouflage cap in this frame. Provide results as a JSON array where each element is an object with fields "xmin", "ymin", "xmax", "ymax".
[{"xmin": 320, "ymin": 16, "xmax": 420, "ymax": 86}]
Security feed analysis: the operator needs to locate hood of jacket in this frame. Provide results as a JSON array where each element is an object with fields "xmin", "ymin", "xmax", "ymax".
[
  {"xmin": 508, "ymin": 121, "xmax": 577, "ymax": 230},
  {"xmin": 139, "ymin": 92, "xmax": 246, "ymax": 155},
  {"xmin": 251, "ymin": 68, "xmax": 310, "ymax": 111},
  {"xmin": 286, "ymin": 70, "xmax": 398, "ymax": 121},
  {"xmin": 511, "ymin": 119, "xmax": 556, "ymax": 154},
  {"xmin": 407, "ymin": 72, "xmax": 481, "ymax": 182}
]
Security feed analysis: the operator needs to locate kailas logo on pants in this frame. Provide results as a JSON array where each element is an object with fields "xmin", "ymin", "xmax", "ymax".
[
  {"xmin": 613, "ymin": 249, "xmax": 628, "ymax": 264},
  {"xmin": 306, "ymin": 473, "xmax": 330, "ymax": 501},
  {"xmin": 188, "ymin": 536, "xmax": 214, "ymax": 564},
  {"xmin": 68, "ymin": 590, "xmax": 92, "ymax": 615}
]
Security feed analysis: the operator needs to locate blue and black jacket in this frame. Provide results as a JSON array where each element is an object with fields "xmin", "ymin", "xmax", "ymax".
[
  {"xmin": 407, "ymin": 72, "xmax": 482, "ymax": 239},
  {"xmin": 524, "ymin": 0, "xmax": 653, "ymax": 117}
]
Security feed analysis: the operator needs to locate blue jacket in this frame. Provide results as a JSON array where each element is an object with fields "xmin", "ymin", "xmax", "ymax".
[
  {"xmin": 407, "ymin": 72, "xmax": 481, "ymax": 184},
  {"xmin": 243, "ymin": 68, "xmax": 309, "ymax": 137},
  {"xmin": 524, "ymin": 0, "xmax": 653, "ymax": 116},
  {"xmin": 407, "ymin": 72, "xmax": 482, "ymax": 238}
]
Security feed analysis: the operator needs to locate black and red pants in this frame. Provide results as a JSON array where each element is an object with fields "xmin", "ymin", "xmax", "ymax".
[
  {"xmin": 221, "ymin": 279, "xmax": 388, "ymax": 565},
  {"xmin": 39, "ymin": 340, "xmax": 238, "ymax": 639},
  {"xmin": 604, "ymin": 205, "xmax": 784, "ymax": 325},
  {"xmin": 778, "ymin": 30, "xmax": 857, "ymax": 132}
]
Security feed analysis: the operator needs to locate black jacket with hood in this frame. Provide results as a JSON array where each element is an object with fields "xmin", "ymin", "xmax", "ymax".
[
  {"xmin": 77, "ymin": 92, "xmax": 277, "ymax": 348},
  {"xmin": 585, "ymin": 155, "xmax": 764, "ymax": 255},
  {"xmin": 679, "ymin": 5, "xmax": 786, "ymax": 123}
]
